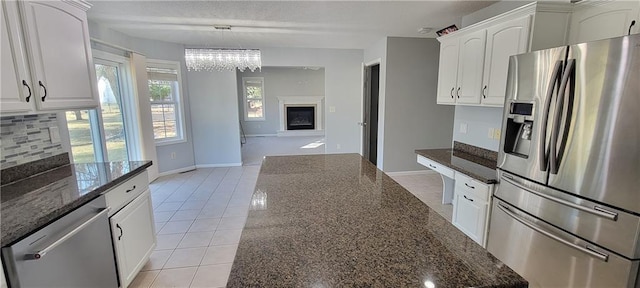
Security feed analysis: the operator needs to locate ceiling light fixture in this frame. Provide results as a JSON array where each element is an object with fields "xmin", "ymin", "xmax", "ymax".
[
  {"xmin": 185, "ymin": 48, "xmax": 261, "ymax": 72},
  {"xmin": 418, "ymin": 27, "xmax": 433, "ymax": 34},
  {"xmin": 185, "ymin": 25, "xmax": 261, "ymax": 72}
]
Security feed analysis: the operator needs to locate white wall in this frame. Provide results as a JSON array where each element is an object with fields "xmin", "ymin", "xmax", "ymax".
[
  {"xmin": 88, "ymin": 21, "xmax": 196, "ymax": 174},
  {"xmin": 237, "ymin": 67, "xmax": 325, "ymax": 136},
  {"xmin": 258, "ymin": 47, "xmax": 364, "ymax": 153},
  {"xmin": 452, "ymin": 106, "xmax": 503, "ymax": 151},
  {"xmin": 189, "ymin": 70, "xmax": 242, "ymax": 166},
  {"xmin": 382, "ymin": 37, "xmax": 455, "ymax": 172}
]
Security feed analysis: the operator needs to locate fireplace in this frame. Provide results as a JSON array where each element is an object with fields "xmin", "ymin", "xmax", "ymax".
[{"xmin": 286, "ymin": 106, "xmax": 315, "ymax": 130}]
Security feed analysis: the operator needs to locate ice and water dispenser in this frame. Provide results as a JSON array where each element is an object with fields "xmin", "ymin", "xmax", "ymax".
[{"xmin": 503, "ymin": 102, "xmax": 534, "ymax": 158}]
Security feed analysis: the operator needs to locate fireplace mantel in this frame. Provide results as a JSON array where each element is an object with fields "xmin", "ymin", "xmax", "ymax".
[{"xmin": 277, "ymin": 96, "xmax": 324, "ymax": 136}]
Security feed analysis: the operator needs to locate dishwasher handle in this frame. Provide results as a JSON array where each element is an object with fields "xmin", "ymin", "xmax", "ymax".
[{"xmin": 25, "ymin": 207, "xmax": 110, "ymax": 260}]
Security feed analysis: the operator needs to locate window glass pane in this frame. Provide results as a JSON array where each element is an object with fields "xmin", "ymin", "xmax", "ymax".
[
  {"xmin": 96, "ymin": 63, "xmax": 129, "ymax": 162},
  {"xmin": 247, "ymin": 100, "xmax": 264, "ymax": 118},
  {"xmin": 153, "ymin": 122, "xmax": 166, "ymax": 139},
  {"xmin": 164, "ymin": 121, "xmax": 177, "ymax": 138},
  {"xmin": 151, "ymin": 104, "xmax": 165, "ymax": 122},
  {"xmin": 149, "ymin": 80, "xmax": 174, "ymax": 102},
  {"xmin": 163, "ymin": 104, "xmax": 176, "ymax": 121},
  {"xmin": 66, "ymin": 110, "xmax": 97, "ymax": 163},
  {"xmin": 246, "ymin": 85, "xmax": 262, "ymax": 99}
]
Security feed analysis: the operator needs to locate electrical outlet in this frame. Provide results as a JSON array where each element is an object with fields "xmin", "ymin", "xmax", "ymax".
[
  {"xmin": 459, "ymin": 123, "xmax": 468, "ymax": 134},
  {"xmin": 49, "ymin": 127, "xmax": 60, "ymax": 144},
  {"xmin": 336, "ymin": 144, "xmax": 341, "ymax": 150},
  {"xmin": 170, "ymin": 152, "xmax": 176, "ymax": 159},
  {"xmin": 488, "ymin": 128, "xmax": 494, "ymax": 139},
  {"xmin": 493, "ymin": 129, "xmax": 501, "ymax": 140},
  {"xmin": 329, "ymin": 106, "xmax": 336, "ymax": 113}
]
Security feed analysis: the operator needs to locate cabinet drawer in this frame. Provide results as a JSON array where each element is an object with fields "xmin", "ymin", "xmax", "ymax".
[
  {"xmin": 105, "ymin": 170, "xmax": 149, "ymax": 216},
  {"xmin": 455, "ymin": 173, "xmax": 491, "ymax": 202},
  {"xmin": 417, "ymin": 155, "xmax": 455, "ymax": 178}
]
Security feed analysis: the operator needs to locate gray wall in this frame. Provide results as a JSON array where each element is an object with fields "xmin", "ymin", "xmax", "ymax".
[
  {"xmin": 89, "ymin": 21, "xmax": 196, "ymax": 174},
  {"xmin": 461, "ymin": 1, "xmax": 533, "ymax": 27},
  {"xmin": 452, "ymin": 106, "xmax": 503, "ymax": 151},
  {"xmin": 236, "ymin": 67, "xmax": 325, "ymax": 136},
  {"xmin": 258, "ymin": 47, "xmax": 363, "ymax": 153},
  {"xmin": 189, "ymin": 70, "xmax": 242, "ymax": 166},
  {"xmin": 381, "ymin": 37, "xmax": 455, "ymax": 172}
]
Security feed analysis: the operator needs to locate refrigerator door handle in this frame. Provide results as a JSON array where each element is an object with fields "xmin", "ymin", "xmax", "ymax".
[
  {"xmin": 497, "ymin": 202, "xmax": 609, "ymax": 262},
  {"xmin": 501, "ymin": 174, "xmax": 618, "ymax": 221},
  {"xmin": 539, "ymin": 60, "xmax": 564, "ymax": 172},
  {"xmin": 550, "ymin": 59, "xmax": 575, "ymax": 175}
]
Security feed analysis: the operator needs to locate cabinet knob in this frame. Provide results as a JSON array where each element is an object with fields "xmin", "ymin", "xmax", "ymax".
[
  {"xmin": 22, "ymin": 80, "xmax": 31, "ymax": 103},
  {"xmin": 39, "ymin": 81, "xmax": 47, "ymax": 102}
]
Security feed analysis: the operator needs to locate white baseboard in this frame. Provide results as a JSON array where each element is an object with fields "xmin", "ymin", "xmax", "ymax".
[
  {"xmin": 385, "ymin": 170, "xmax": 437, "ymax": 177},
  {"xmin": 195, "ymin": 163, "xmax": 243, "ymax": 168},
  {"xmin": 245, "ymin": 134, "xmax": 277, "ymax": 137},
  {"xmin": 158, "ymin": 166, "xmax": 196, "ymax": 177}
]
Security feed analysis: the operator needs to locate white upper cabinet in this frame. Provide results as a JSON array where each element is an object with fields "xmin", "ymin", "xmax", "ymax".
[
  {"xmin": 1, "ymin": 1, "xmax": 33, "ymax": 113},
  {"xmin": 436, "ymin": 38, "xmax": 459, "ymax": 104},
  {"xmin": 569, "ymin": 0, "xmax": 640, "ymax": 45},
  {"xmin": 1, "ymin": 0, "xmax": 98, "ymax": 115},
  {"xmin": 481, "ymin": 16, "xmax": 531, "ymax": 106},
  {"xmin": 456, "ymin": 30, "xmax": 486, "ymax": 105},
  {"xmin": 436, "ymin": 2, "xmax": 571, "ymax": 107}
]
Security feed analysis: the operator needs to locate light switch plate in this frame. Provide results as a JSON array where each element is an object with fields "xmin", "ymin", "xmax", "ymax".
[
  {"xmin": 329, "ymin": 106, "xmax": 336, "ymax": 113},
  {"xmin": 49, "ymin": 127, "xmax": 60, "ymax": 144},
  {"xmin": 459, "ymin": 123, "xmax": 468, "ymax": 134},
  {"xmin": 487, "ymin": 128, "xmax": 494, "ymax": 139}
]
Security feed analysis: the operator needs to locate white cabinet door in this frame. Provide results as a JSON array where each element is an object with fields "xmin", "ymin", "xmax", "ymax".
[
  {"xmin": 436, "ymin": 38, "xmax": 459, "ymax": 105},
  {"xmin": 481, "ymin": 16, "xmax": 531, "ymax": 106},
  {"xmin": 569, "ymin": 1, "xmax": 640, "ymax": 44},
  {"xmin": 456, "ymin": 30, "xmax": 486, "ymax": 105},
  {"xmin": 19, "ymin": 0, "xmax": 98, "ymax": 110},
  {"xmin": 1, "ymin": 1, "xmax": 33, "ymax": 114},
  {"xmin": 110, "ymin": 189, "xmax": 156, "ymax": 288},
  {"xmin": 452, "ymin": 191, "xmax": 488, "ymax": 246}
]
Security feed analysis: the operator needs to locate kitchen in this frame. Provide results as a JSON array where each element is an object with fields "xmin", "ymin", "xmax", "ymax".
[{"xmin": 1, "ymin": 0, "xmax": 640, "ymax": 287}]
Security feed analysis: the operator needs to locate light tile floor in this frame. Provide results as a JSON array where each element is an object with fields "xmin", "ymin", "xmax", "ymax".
[
  {"xmin": 130, "ymin": 166, "xmax": 260, "ymax": 288},
  {"xmin": 390, "ymin": 172, "xmax": 454, "ymax": 222},
  {"xmin": 133, "ymin": 167, "xmax": 450, "ymax": 287}
]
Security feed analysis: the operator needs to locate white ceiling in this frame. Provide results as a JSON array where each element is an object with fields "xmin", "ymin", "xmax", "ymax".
[{"xmin": 87, "ymin": 1, "xmax": 498, "ymax": 50}]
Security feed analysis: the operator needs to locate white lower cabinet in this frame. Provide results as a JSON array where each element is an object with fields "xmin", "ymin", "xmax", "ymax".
[
  {"xmin": 110, "ymin": 188, "xmax": 156, "ymax": 288},
  {"xmin": 452, "ymin": 173, "xmax": 492, "ymax": 247}
]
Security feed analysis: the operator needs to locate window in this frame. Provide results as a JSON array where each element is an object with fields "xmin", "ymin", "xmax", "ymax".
[
  {"xmin": 147, "ymin": 59, "xmax": 186, "ymax": 144},
  {"xmin": 243, "ymin": 77, "xmax": 265, "ymax": 121},
  {"xmin": 66, "ymin": 51, "xmax": 134, "ymax": 163}
]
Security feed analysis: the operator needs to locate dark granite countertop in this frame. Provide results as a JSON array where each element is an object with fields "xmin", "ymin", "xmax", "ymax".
[
  {"xmin": 1, "ymin": 161, "xmax": 152, "ymax": 246},
  {"xmin": 227, "ymin": 154, "xmax": 527, "ymax": 288},
  {"xmin": 415, "ymin": 147, "xmax": 498, "ymax": 184}
]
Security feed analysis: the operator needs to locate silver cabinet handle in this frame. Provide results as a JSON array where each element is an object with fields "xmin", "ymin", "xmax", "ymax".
[
  {"xmin": 25, "ymin": 207, "xmax": 110, "ymax": 260},
  {"xmin": 463, "ymin": 195, "xmax": 474, "ymax": 202},
  {"xmin": 464, "ymin": 183, "xmax": 475, "ymax": 189},
  {"xmin": 497, "ymin": 202, "xmax": 609, "ymax": 262},
  {"xmin": 501, "ymin": 175, "xmax": 618, "ymax": 221}
]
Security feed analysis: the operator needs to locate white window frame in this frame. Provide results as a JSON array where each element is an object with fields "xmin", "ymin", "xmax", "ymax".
[
  {"xmin": 243, "ymin": 77, "xmax": 265, "ymax": 121},
  {"xmin": 146, "ymin": 59, "xmax": 187, "ymax": 146},
  {"xmin": 92, "ymin": 50, "xmax": 140, "ymax": 161}
]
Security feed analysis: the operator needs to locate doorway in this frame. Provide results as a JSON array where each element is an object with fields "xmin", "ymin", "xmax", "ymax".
[{"xmin": 362, "ymin": 63, "xmax": 380, "ymax": 165}]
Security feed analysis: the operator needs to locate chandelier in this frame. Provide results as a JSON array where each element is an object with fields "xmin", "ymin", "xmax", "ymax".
[{"xmin": 185, "ymin": 48, "xmax": 261, "ymax": 72}]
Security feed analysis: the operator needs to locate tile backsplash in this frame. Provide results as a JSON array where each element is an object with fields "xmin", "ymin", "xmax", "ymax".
[{"xmin": 0, "ymin": 113, "xmax": 64, "ymax": 170}]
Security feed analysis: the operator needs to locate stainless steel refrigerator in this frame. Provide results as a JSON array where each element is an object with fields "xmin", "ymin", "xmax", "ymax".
[{"xmin": 488, "ymin": 34, "xmax": 640, "ymax": 287}]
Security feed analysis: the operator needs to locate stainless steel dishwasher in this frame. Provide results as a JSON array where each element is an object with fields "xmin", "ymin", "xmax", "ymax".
[{"xmin": 2, "ymin": 195, "xmax": 118, "ymax": 288}]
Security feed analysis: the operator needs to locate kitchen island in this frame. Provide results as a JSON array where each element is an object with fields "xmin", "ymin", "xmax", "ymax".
[{"xmin": 227, "ymin": 154, "xmax": 527, "ymax": 287}]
